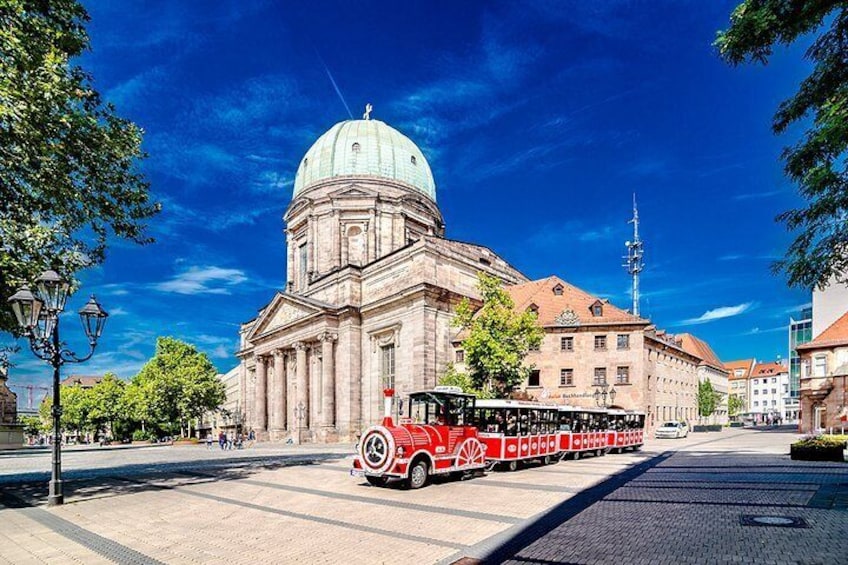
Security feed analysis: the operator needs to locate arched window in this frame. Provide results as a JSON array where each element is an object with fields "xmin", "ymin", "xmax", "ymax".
[
  {"xmin": 303, "ymin": 158, "xmax": 308, "ymax": 168},
  {"xmin": 410, "ymin": 155, "xmax": 417, "ymax": 165},
  {"xmin": 352, "ymin": 142, "xmax": 361, "ymax": 153}
]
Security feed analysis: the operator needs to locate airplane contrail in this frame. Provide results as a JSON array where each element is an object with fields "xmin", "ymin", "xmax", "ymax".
[{"xmin": 317, "ymin": 52, "xmax": 353, "ymax": 119}]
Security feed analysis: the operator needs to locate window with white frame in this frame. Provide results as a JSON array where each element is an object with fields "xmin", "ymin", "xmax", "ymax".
[
  {"xmin": 593, "ymin": 367, "xmax": 607, "ymax": 386},
  {"xmin": 381, "ymin": 344, "xmax": 395, "ymax": 389},
  {"xmin": 560, "ymin": 368, "xmax": 573, "ymax": 386},
  {"xmin": 813, "ymin": 355, "xmax": 827, "ymax": 377}
]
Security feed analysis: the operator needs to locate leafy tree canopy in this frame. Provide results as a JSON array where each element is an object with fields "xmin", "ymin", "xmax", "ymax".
[
  {"xmin": 697, "ymin": 379, "xmax": 718, "ymax": 418},
  {"xmin": 40, "ymin": 382, "xmax": 91, "ymax": 434},
  {"xmin": 88, "ymin": 372, "xmax": 125, "ymax": 433},
  {"xmin": 728, "ymin": 393, "xmax": 745, "ymax": 417},
  {"xmin": 0, "ymin": 0, "xmax": 159, "ymax": 333},
  {"xmin": 438, "ymin": 363, "xmax": 495, "ymax": 399},
  {"xmin": 453, "ymin": 273, "xmax": 544, "ymax": 396},
  {"xmin": 132, "ymin": 337, "xmax": 225, "ymax": 436},
  {"xmin": 716, "ymin": 1, "xmax": 848, "ymax": 289}
]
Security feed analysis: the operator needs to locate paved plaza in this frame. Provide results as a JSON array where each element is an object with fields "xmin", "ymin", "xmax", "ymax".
[{"xmin": 0, "ymin": 428, "xmax": 845, "ymax": 564}]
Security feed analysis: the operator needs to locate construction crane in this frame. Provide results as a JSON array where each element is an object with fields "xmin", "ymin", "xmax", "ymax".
[{"xmin": 9, "ymin": 384, "xmax": 50, "ymax": 411}]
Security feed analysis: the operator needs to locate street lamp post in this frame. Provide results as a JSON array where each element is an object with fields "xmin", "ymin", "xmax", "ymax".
[
  {"xmin": 593, "ymin": 383, "xmax": 617, "ymax": 409},
  {"xmin": 8, "ymin": 270, "xmax": 108, "ymax": 506},
  {"xmin": 295, "ymin": 401, "xmax": 306, "ymax": 444}
]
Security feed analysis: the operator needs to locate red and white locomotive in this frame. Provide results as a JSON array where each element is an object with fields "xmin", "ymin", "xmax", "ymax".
[
  {"xmin": 350, "ymin": 387, "xmax": 487, "ymax": 488},
  {"xmin": 351, "ymin": 388, "xmax": 648, "ymax": 488}
]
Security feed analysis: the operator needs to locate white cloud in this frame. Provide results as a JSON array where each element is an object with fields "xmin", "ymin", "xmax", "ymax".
[
  {"xmin": 154, "ymin": 266, "xmax": 248, "ymax": 295},
  {"xmin": 683, "ymin": 302, "xmax": 755, "ymax": 325}
]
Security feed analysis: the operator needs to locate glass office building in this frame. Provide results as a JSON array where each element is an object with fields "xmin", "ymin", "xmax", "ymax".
[{"xmin": 787, "ymin": 307, "xmax": 812, "ymax": 422}]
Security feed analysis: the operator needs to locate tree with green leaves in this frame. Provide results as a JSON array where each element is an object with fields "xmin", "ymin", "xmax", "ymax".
[
  {"xmin": 132, "ymin": 337, "xmax": 225, "ymax": 437},
  {"xmin": 88, "ymin": 372, "xmax": 126, "ymax": 440},
  {"xmin": 438, "ymin": 363, "xmax": 494, "ymax": 399},
  {"xmin": 0, "ymin": 0, "xmax": 159, "ymax": 334},
  {"xmin": 728, "ymin": 393, "xmax": 745, "ymax": 418},
  {"xmin": 453, "ymin": 272, "xmax": 544, "ymax": 397},
  {"xmin": 40, "ymin": 383, "xmax": 92, "ymax": 439},
  {"xmin": 18, "ymin": 414, "xmax": 43, "ymax": 438},
  {"xmin": 697, "ymin": 379, "xmax": 718, "ymax": 422},
  {"xmin": 716, "ymin": 1, "xmax": 848, "ymax": 289}
]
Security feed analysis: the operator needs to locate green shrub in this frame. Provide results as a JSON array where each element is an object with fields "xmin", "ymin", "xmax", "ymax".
[
  {"xmin": 793, "ymin": 435, "xmax": 847, "ymax": 449},
  {"xmin": 131, "ymin": 429, "xmax": 156, "ymax": 442}
]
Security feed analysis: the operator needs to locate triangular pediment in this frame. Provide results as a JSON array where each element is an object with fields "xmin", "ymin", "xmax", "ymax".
[
  {"xmin": 247, "ymin": 293, "xmax": 327, "ymax": 339},
  {"xmin": 329, "ymin": 183, "xmax": 379, "ymax": 199}
]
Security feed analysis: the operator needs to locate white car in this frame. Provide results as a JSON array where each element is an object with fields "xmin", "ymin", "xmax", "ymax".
[{"xmin": 655, "ymin": 421, "xmax": 689, "ymax": 439}]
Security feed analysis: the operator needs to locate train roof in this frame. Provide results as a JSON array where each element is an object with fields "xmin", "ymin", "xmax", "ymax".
[
  {"xmin": 556, "ymin": 405, "xmax": 607, "ymax": 414},
  {"xmin": 475, "ymin": 399, "xmax": 559, "ymax": 409},
  {"xmin": 409, "ymin": 386, "xmax": 476, "ymax": 398}
]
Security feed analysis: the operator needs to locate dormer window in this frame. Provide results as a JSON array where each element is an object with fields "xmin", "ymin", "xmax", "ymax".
[
  {"xmin": 528, "ymin": 303, "xmax": 539, "ymax": 315},
  {"xmin": 352, "ymin": 142, "xmax": 361, "ymax": 153},
  {"xmin": 410, "ymin": 155, "xmax": 417, "ymax": 165},
  {"xmin": 303, "ymin": 158, "xmax": 308, "ymax": 168},
  {"xmin": 553, "ymin": 284, "xmax": 564, "ymax": 296},
  {"xmin": 590, "ymin": 300, "xmax": 603, "ymax": 317}
]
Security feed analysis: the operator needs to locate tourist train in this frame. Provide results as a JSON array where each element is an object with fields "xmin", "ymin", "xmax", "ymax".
[{"xmin": 350, "ymin": 386, "xmax": 645, "ymax": 488}]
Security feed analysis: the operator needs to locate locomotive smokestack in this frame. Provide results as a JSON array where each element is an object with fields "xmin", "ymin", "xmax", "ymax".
[{"xmin": 383, "ymin": 388, "xmax": 395, "ymax": 426}]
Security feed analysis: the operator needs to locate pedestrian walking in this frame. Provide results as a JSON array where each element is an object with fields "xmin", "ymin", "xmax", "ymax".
[
  {"xmin": 218, "ymin": 431, "xmax": 226, "ymax": 450},
  {"xmin": 205, "ymin": 434, "xmax": 213, "ymax": 450}
]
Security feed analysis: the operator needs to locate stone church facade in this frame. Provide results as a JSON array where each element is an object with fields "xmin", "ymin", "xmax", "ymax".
[{"xmin": 236, "ymin": 118, "xmax": 526, "ymax": 442}]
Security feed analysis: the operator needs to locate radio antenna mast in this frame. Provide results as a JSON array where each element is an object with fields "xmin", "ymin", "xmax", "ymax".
[{"xmin": 623, "ymin": 194, "xmax": 644, "ymax": 317}]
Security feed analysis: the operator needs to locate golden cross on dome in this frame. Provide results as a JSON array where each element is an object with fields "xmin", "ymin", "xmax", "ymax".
[{"xmin": 363, "ymin": 103, "xmax": 373, "ymax": 120}]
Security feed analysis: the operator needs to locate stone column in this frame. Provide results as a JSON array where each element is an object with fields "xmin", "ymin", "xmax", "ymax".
[
  {"xmin": 254, "ymin": 355, "xmax": 268, "ymax": 432},
  {"xmin": 272, "ymin": 350, "xmax": 286, "ymax": 434},
  {"xmin": 286, "ymin": 230, "xmax": 294, "ymax": 289},
  {"xmin": 367, "ymin": 209, "xmax": 376, "ymax": 261},
  {"xmin": 295, "ymin": 342, "xmax": 309, "ymax": 434},
  {"xmin": 320, "ymin": 333, "xmax": 337, "ymax": 428},
  {"xmin": 340, "ymin": 222, "xmax": 348, "ymax": 266}
]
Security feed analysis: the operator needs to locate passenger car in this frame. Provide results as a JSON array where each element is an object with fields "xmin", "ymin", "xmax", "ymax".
[{"xmin": 654, "ymin": 421, "xmax": 689, "ymax": 439}]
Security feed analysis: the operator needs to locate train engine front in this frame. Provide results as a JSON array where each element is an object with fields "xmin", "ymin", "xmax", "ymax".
[{"xmin": 351, "ymin": 387, "xmax": 486, "ymax": 488}]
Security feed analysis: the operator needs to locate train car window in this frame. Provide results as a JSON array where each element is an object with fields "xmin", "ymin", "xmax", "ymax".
[{"xmin": 505, "ymin": 409, "xmax": 518, "ymax": 436}]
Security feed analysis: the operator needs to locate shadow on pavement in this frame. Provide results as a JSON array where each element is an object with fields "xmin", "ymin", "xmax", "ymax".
[
  {"xmin": 0, "ymin": 452, "xmax": 344, "ymax": 508},
  {"xmin": 456, "ymin": 445, "xmax": 847, "ymax": 565}
]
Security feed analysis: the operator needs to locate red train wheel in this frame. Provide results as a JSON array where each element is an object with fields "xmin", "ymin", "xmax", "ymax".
[{"xmin": 455, "ymin": 438, "xmax": 486, "ymax": 468}]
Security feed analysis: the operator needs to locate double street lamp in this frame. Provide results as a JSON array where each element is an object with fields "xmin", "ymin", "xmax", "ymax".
[
  {"xmin": 594, "ymin": 383, "xmax": 616, "ymax": 408},
  {"xmin": 8, "ymin": 270, "xmax": 108, "ymax": 506}
]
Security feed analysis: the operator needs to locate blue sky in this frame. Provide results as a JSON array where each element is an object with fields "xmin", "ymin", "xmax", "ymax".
[{"xmin": 9, "ymin": 0, "xmax": 816, "ymax": 393}]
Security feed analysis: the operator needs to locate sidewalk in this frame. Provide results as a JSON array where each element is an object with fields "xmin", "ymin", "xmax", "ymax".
[
  {"xmin": 454, "ymin": 429, "xmax": 848, "ymax": 564},
  {"xmin": 0, "ymin": 429, "xmax": 844, "ymax": 564}
]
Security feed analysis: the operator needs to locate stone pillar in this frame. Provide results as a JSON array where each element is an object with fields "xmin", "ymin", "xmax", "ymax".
[
  {"xmin": 340, "ymin": 222, "xmax": 349, "ymax": 266},
  {"xmin": 295, "ymin": 342, "xmax": 309, "ymax": 437},
  {"xmin": 367, "ymin": 209, "xmax": 376, "ymax": 261},
  {"xmin": 286, "ymin": 230, "xmax": 294, "ymax": 289},
  {"xmin": 272, "ymin": 350, "xmax": 286, "ymax": 435},
  {"xmin": 320, "ymin": 333, "xmax": 337, "ymax": 429},
  {"xmin": 254, "ymin": 355, "xmax": 268, "ymax": 433}
]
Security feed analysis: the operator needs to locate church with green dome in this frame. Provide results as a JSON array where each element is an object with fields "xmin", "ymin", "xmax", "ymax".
[{"xmin": 236, "ymin": 111, "xmax": 527, "ymax": 442}]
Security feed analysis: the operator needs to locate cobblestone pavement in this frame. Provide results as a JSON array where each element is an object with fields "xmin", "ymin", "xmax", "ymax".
[{"xmin": 0, "ymin": 428, "xmax": 845, "ymax": 564}]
